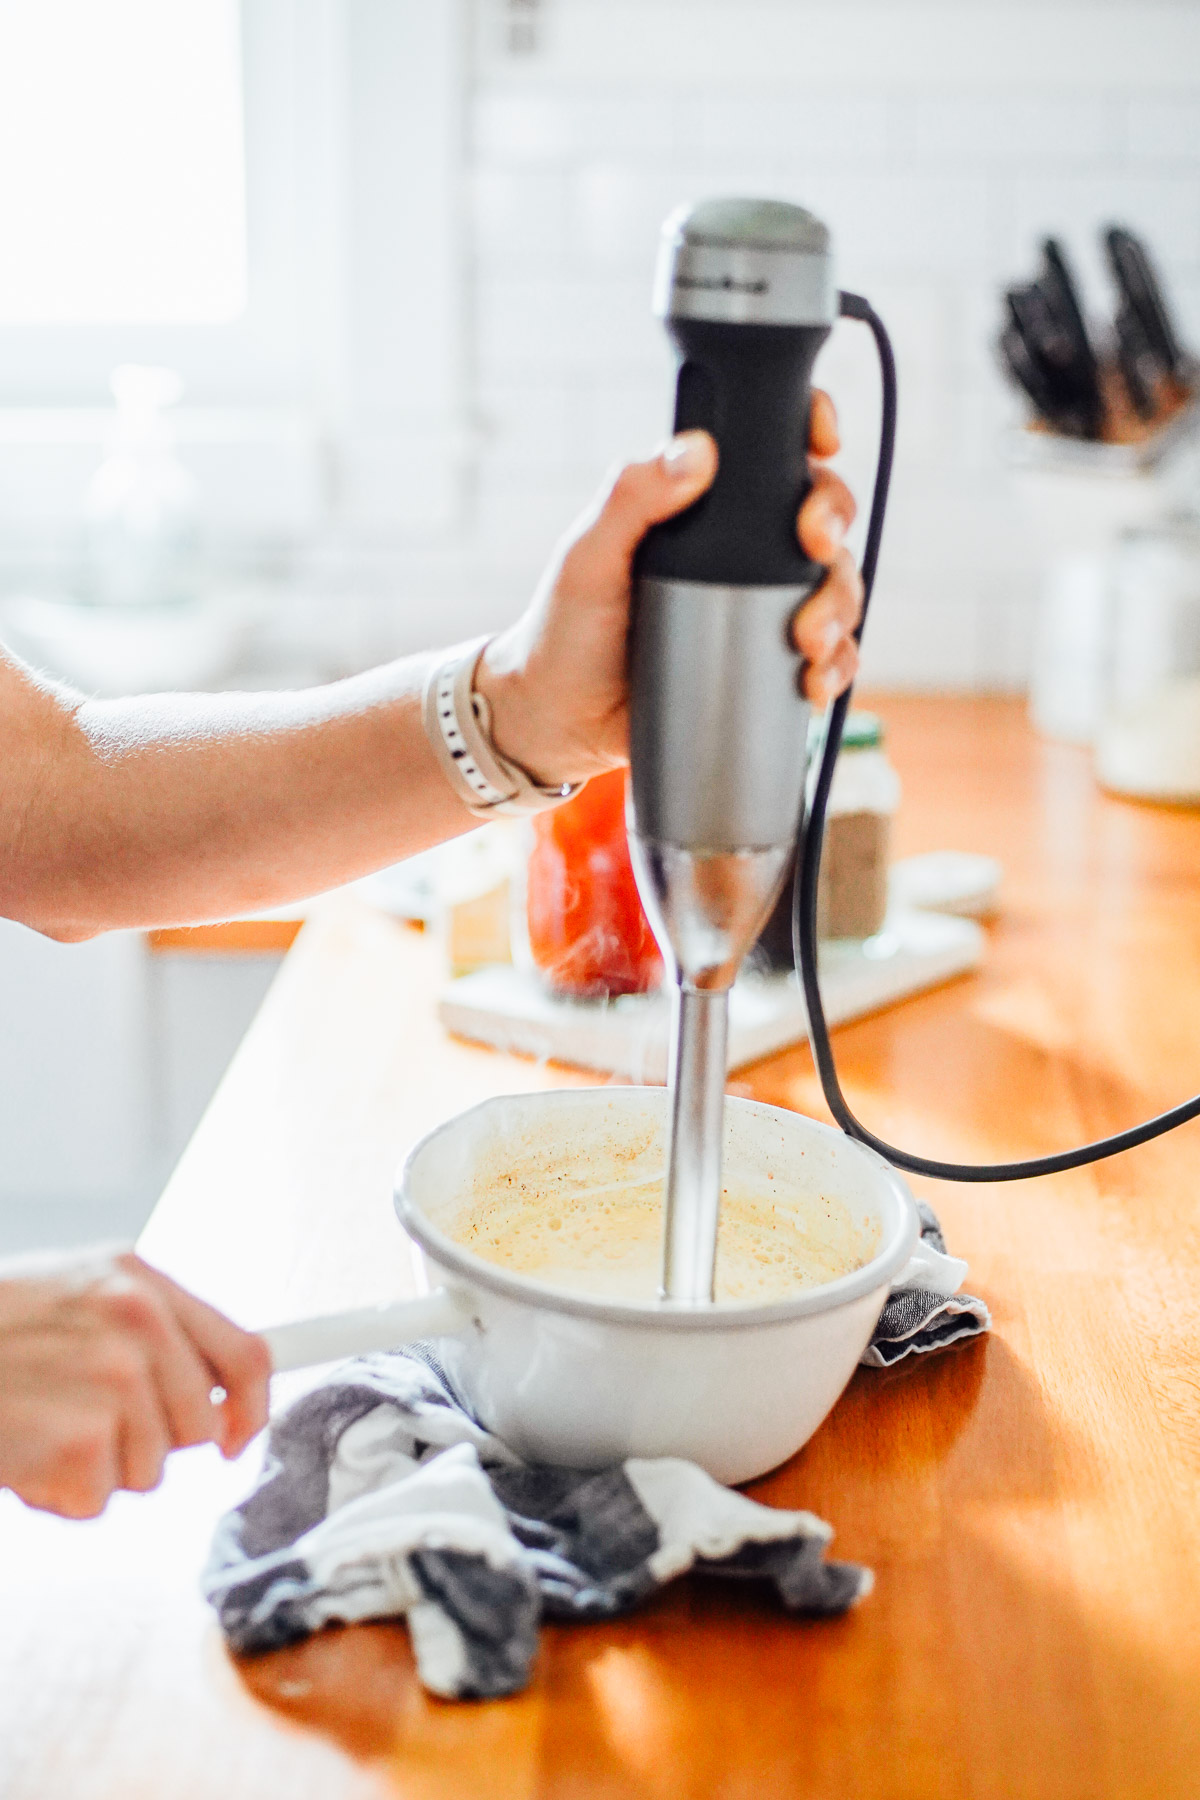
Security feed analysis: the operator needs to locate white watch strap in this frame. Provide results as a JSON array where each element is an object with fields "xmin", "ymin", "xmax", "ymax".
[{"xmin": 423, "ymin": 639, "xmax": 583, "ymax": 818}]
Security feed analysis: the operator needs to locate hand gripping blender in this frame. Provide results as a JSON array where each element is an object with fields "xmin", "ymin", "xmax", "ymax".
[{"xmin": 629, "ymin": 199, "xmax": 836, "ymax": 1304}]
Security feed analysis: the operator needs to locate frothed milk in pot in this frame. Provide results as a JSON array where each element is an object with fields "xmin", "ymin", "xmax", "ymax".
[{"xmin": 448, "ymin": 1119, "xmax": 879, "ymax": 1306}]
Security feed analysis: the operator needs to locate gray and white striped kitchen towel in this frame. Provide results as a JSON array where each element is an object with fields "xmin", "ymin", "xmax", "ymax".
[
  {"xmin": 864, "ymin": 1200, "xmax": 990, "ymax": 1367},
  {"xmin": 204, "ymin": 1203, "xmax": 988, "ymax": 1700}
]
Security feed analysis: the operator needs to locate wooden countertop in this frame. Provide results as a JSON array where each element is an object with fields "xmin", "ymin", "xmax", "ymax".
[{"xmin": 3, "ymin": 697, "xmax": 1199, "ymax": 1800}]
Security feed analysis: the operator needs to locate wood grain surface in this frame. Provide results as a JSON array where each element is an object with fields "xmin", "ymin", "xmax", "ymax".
[
  {"xmin": 2, "ymin": 697, "xmax": 1198, "ymax": 1800},
  {"xmin": 148, "ymin": 919, "xmax": 304, "ymax": 955}
]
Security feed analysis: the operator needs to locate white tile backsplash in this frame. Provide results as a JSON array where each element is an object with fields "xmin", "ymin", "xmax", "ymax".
[
  {"xmin": 471, "ymin": 167, "xmax": 575, "ymax": 270},
  {"xmin": 473, "ymin": 91, "xmax": 681, "ymax": 163},
  {"xmin": 1003, "ymin": 171, "xmax": 1200, "ymax": 282},
  {"xmin": 910, "ymin": 94, "xmax": 1118, "ymax": 164},
  {"xmin": 476, "ymin": 274, "xmax": 668, "ymax": 376},
  {"xmin": 690, "ymin": 94, "xmax": 893, "ymax": 163},
  {"xmin": 1172, "ymin": 277, "xmax": 1200, "ymax": 342},
  {"xmin": 476, "ymin": 3, "xmax": 1200, "ymax": 94},
  {"xmin": 1127, "ymin": 96, "xmax": 1200, "ymax": 162},
  {"xmin": 418, "ymin": 1, "xmax": 1200, "ymax": 692},
  {"xmin": 476, "ymin": 379, "xmax": 583, "ymax": 471},
  {"xmin": 586, "ymin": 376, "xmax": 678, "ymax": 468}
]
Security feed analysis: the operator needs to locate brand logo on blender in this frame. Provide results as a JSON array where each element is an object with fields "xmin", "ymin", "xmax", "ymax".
[{"xmin": 677, "ymin": 274, "xmax": 769, "ymax": 295}]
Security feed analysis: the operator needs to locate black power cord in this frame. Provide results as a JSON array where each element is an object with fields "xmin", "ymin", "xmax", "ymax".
[{"xmin": 791, "ymin": 289, "xmax": 1200, "ymax": 1181}]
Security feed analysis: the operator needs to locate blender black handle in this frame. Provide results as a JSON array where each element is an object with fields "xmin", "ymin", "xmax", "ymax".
[{"xmin": 636, "ymin": 318, "xmax": 831, "ymax": 590}]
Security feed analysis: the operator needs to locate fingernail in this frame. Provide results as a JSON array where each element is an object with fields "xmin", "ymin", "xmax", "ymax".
[
  {"xmin": 820, "ymin": 619, "xmax": 842, "ymax": 657},
  {"xmin": 825, "ymin": 512, "xmax": 846, "ymax": 548},
  {"xmin": 663, "ymin": 432, "xmax": 709, "ymax": 479}
]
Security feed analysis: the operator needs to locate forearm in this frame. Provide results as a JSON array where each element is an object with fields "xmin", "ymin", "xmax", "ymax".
[
  {"xmin": 1, "ymin": 414, "xmax": 862, "ymax": 943},
  {"xmin": 3, "ymin": 655, "xmax": 479, "ymax": 937}
]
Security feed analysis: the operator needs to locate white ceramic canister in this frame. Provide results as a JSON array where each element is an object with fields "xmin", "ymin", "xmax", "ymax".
[
  {"xmin": 263, "ymin": 1087, "xmax": 964, "ymax": 1485},
  {"xmin": 1096, "ymin": 522, "xmax": 1200, "ymax": 803}
]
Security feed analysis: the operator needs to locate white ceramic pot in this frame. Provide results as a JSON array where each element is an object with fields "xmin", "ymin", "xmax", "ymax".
[{"xmin": 264, "ymin": 1088, "xmax": 963, "ymax": 1485}]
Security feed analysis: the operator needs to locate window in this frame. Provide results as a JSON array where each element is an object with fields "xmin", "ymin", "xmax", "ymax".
[
  {"xmin": 0, "ymin": 1, "xmax": 466, "ymax": 542},
  {"xmin": 0, "ymin": 0, "xmax": 246, "ymax": 325}
]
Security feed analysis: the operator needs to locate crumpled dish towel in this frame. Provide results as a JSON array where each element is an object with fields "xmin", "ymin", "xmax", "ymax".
[
  {"xmin": 863, "ymin": 1200, "xmax": 990, "ymax": 1368},
  {"xmin": 204, "ymin": 1203, "xmax": 989, "ymax": 1700}
]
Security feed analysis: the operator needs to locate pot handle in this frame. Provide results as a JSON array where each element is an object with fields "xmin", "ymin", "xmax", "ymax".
[
  {"xmin": 892, "ymin": 1239, "xmax": 968, "ymax": 1297},
  {"xmin": 261, "ymin": 1287, "xmax": 472, "ymax": 1374}
]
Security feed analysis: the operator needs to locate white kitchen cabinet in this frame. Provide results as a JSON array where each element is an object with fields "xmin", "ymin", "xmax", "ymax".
[{"xmin": 0, "ymin": 919, "xmax": 277, "ymax": 1252}]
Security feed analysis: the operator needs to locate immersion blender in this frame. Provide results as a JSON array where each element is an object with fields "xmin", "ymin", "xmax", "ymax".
[
  {"xmin": 629, "ymin": 199, "xmax": 836, "ymax": 1304},
  {"xmin": 632, "ymin": 197, "xmax": 1200, "ymax": 1270}
]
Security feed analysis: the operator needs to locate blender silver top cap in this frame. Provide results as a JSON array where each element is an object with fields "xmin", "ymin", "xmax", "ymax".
[{"xmin": 654, "ymin": 197, "xmax": 836, "ymax": 328}]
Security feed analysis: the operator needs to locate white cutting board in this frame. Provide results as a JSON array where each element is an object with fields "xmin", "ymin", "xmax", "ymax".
[{"xmin": 438, "ymin": 908, "xmax": 984, "ymax": 1082}]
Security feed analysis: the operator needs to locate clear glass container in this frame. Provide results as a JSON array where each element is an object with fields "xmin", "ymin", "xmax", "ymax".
[
  {"xmin": 84, "ymin": 364, "xmax": 200, "ymax": 610},
  {"xmin": 755, "ymin": 711, "xmax": 902, "ymax": 965},
  {"xmin": 1096, "ymin": 523, "xmax": 1200, "ymax": 803},
  {"xmin": 817, "ymin": 712, "xmax": 902, "ymax": 939}
]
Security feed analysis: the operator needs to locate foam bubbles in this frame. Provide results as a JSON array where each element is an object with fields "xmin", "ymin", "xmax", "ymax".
[{"xmin": 453, "ymin": 1169, "xmax": 873, "ymax": 1305}]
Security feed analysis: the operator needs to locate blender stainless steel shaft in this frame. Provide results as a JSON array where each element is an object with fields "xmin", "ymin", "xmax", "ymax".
[{"xmin": 628, "ymin": 198, "xmax": 837, "ymax": 1304}]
